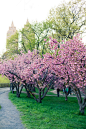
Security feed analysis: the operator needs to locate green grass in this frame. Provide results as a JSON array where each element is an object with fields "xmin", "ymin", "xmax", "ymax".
[
  {"xmin": 0, "ymin": 75, "xmax": 10, "ymax": 87},
  {"xmin": 0, "ymin": 75, "xmax": 10, "ymax": 83},
  {"xmin": 9, "ymin": 91, "xmax": 86, "ymax": 129}
]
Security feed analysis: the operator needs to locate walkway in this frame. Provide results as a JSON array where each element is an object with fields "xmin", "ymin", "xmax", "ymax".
[{"xmin": 0, "ymin": 87, "xmax": 25, "ymax": 129}]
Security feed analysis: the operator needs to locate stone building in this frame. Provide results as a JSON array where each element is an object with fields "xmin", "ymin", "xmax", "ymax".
[
  {"xmin": 6, "ymin": 19, "xmax": 35, "ymax": 54},
  {"xmin": 7, "ymin": 21, "xmax": 16, "ymax": 39},
  {"xmin": 6, "ymin": 21, "xmax": 18, "ymax": 58}
]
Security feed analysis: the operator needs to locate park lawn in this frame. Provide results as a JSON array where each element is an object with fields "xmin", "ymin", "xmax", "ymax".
[
  {"xmin": 9, "ymin": 92, "xmax": 86, "ymax": 129},
  {"xmin": 0, "ymin": 75, "xmax": 10, "ymax": 83}
]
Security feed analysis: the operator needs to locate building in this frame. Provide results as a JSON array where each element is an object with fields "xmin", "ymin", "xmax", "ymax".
[
  {"xmin": 7, "ymin": 21, "xmax": 16, "ymax": 39},
  {"xmin": 6, "ymin": 21, "xmax": 18, "ymax": 58},
  {"xmin": 6, "ymin": 19, "xmax": 35, "ymax": 54}
]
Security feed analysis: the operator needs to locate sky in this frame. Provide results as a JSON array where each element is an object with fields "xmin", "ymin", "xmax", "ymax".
[{"xmin": 0, "ymin": 0, "xmax": 86, "ymax": 56}]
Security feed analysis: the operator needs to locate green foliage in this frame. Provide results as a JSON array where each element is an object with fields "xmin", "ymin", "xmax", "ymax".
[
  {"xmin": 47, "ymin": 0, "xmax": 86, "ymax": 42},
  {"xmin": 21, "ymin": 21, "xmax": 35, "ymax": 53},
  {"xmin": 0, "ymin": 105, "xmax": 1, "ymax": 109},
  {"xmin": 6, "ymin": 31, "xmax": 18, "ymax": 51},
  {"xmin": 3, "ymin": 31, "xmax": 19, "ymax": 59},
  {"xmin": 31, "ymin": 21, "xmax": 50, "ymax": 56},
  {"xmin": 9, "ymin": 92, "xmax": 86, "ymax": 129}
]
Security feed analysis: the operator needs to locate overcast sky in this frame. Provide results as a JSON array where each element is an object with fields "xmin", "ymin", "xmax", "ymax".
[{"xmin": 0, "ymin": 0, "xmax": 86, "ymax": 56}]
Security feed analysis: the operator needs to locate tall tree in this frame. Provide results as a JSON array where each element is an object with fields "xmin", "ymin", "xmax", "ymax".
[
  {"xmin": 3, "ymin": 31, "xmax": 19, "ymax": 59},
  {"xmin": 21, "ymin": 20, "xmax": 35, "ymax": 53},
  {"xmin": 47, "ymin": 0, "xmax": 86, "ymax": 42},
  {"xmin": 31, "ymin": 21, "xmax": 50, "ymax": 56}
]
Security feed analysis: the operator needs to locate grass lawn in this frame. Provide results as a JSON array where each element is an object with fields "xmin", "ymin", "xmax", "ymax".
[{"xmin": 9, "ymin": 91, "xmax": 86, "ymax": 129}]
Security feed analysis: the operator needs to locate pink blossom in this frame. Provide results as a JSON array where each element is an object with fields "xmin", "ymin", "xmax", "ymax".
[{"xmin": 44, "ymin": 39, "xmax": 46, "ymax": 41}]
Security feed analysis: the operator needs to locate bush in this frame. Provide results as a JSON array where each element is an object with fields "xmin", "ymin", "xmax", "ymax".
[{"xmin": 0, "ymin": 83, "xmax": 10, "ymax": 88}]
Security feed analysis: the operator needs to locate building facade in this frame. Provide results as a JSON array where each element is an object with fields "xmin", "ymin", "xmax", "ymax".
[{"xmin": 7, "ymin": 21, "xmax": 16, "ymax": 39}]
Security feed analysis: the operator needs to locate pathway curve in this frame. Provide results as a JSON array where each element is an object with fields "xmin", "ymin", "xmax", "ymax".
[{"xmin": 0, "ymin": 87, "xmax": 25, "ymax": 129}]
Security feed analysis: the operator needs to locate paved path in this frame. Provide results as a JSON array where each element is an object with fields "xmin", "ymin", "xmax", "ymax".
[{"xmin": 0, "ymin": 87, "xmax": 25, "ymax": 129}]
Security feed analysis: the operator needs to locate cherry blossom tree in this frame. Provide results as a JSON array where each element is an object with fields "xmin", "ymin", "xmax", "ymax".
[
  {"xmin": 58, "ymin": 34, "xmax": 86, "ymax": 114},
  {"xmin": 0, "ymin": 50, "xmax": 55, "ymax": 102},
  {"xmin": 47, "ymin": 34, "xmax": 86, "ymax": 114},
  {"xmin": 0, "ymin": 34, "xmax": 86, "ymax": 114}
]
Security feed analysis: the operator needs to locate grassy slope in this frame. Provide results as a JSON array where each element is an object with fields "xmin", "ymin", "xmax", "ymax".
[
  {"xmin": 0, "ymin": 75, "xmax": 10, "ymax": 83},
  {"xmin": 9, "ymin": 92, "xmax": 86, "ymax": 129}
]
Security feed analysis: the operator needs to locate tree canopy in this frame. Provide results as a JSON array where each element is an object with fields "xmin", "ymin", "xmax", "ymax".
[
  {"xmin": 21, "ymin": 21, "xmax": 35, "ymax": 53},
  {"xmin": 2, "ymin": 31, "xmax": 19, "ymax": 59},
  {"xmin": 47, "ymin": 0, "xmax": 86, "ymax": 42}
]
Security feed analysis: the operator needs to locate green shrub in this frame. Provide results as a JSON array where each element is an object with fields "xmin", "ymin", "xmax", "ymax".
[{"xmin": 0, "ymin": 83, "xmax": 10, "ymax": 88}]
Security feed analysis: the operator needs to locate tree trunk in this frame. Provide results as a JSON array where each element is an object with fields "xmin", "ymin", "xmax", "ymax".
[
  {"xmin": 19, "ymin": 84, "xmax": 24, "ymax": 95},
  {"xmin": 32, "ymin": 85, "xmax": 35, "ymax": 92},
  {"xmin": 12, "ymin": 83, "xmax": 14, "ymax": 93},
  {"xmin": 38, "ymin": 89, "xmax": 42, "ymax": 103},
  {"xmin": 79, "ymin": 105, "xmax": 85, "ymax": 114},
  {"xmin": 41, "ymin": 86, "xmax": 52, "ymax": 100},
  {"xmin": 16, "ymin": 82, "xmax": 20, "ymax": 97},
  {"xmin": 79, "ymin": 96, "xmax": 86, "ymax": 115},
  {"xmin": 57, "ymin": 89, "xmax": 60, "ymax": 97},
  {"xmin": 72, "ymin": 85, "xmax": 86, "ymax": 115},
  {"xmin": 42, "ymin": 88, "xmax": 45, "ymax": 96},
  {"xmin": 25, "ymin": 84, "xmax": 31, "ymax": 98}
]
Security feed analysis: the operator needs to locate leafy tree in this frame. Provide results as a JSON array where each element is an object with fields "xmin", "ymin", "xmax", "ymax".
[
  {"xmin": 2, "ymin": 51, "xmax": 10, "ymax": 60},
  {"xmin": 47, "ymin": 0, "xmax": 86, "ymax": 42},
  {"xmin": 31, "ymin": 21, "xmax": 50, "ymax": 56},
  {"xmin": 21, "ymin": 21, "xmax": 35, "ymax": 53},
  {"xmin": 6, "ymin": 31, "xmax": 19, "ymax": 53},
  {"xmin": 3, "ymin": 31, "xmax": 19, "ymax": 59}
]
